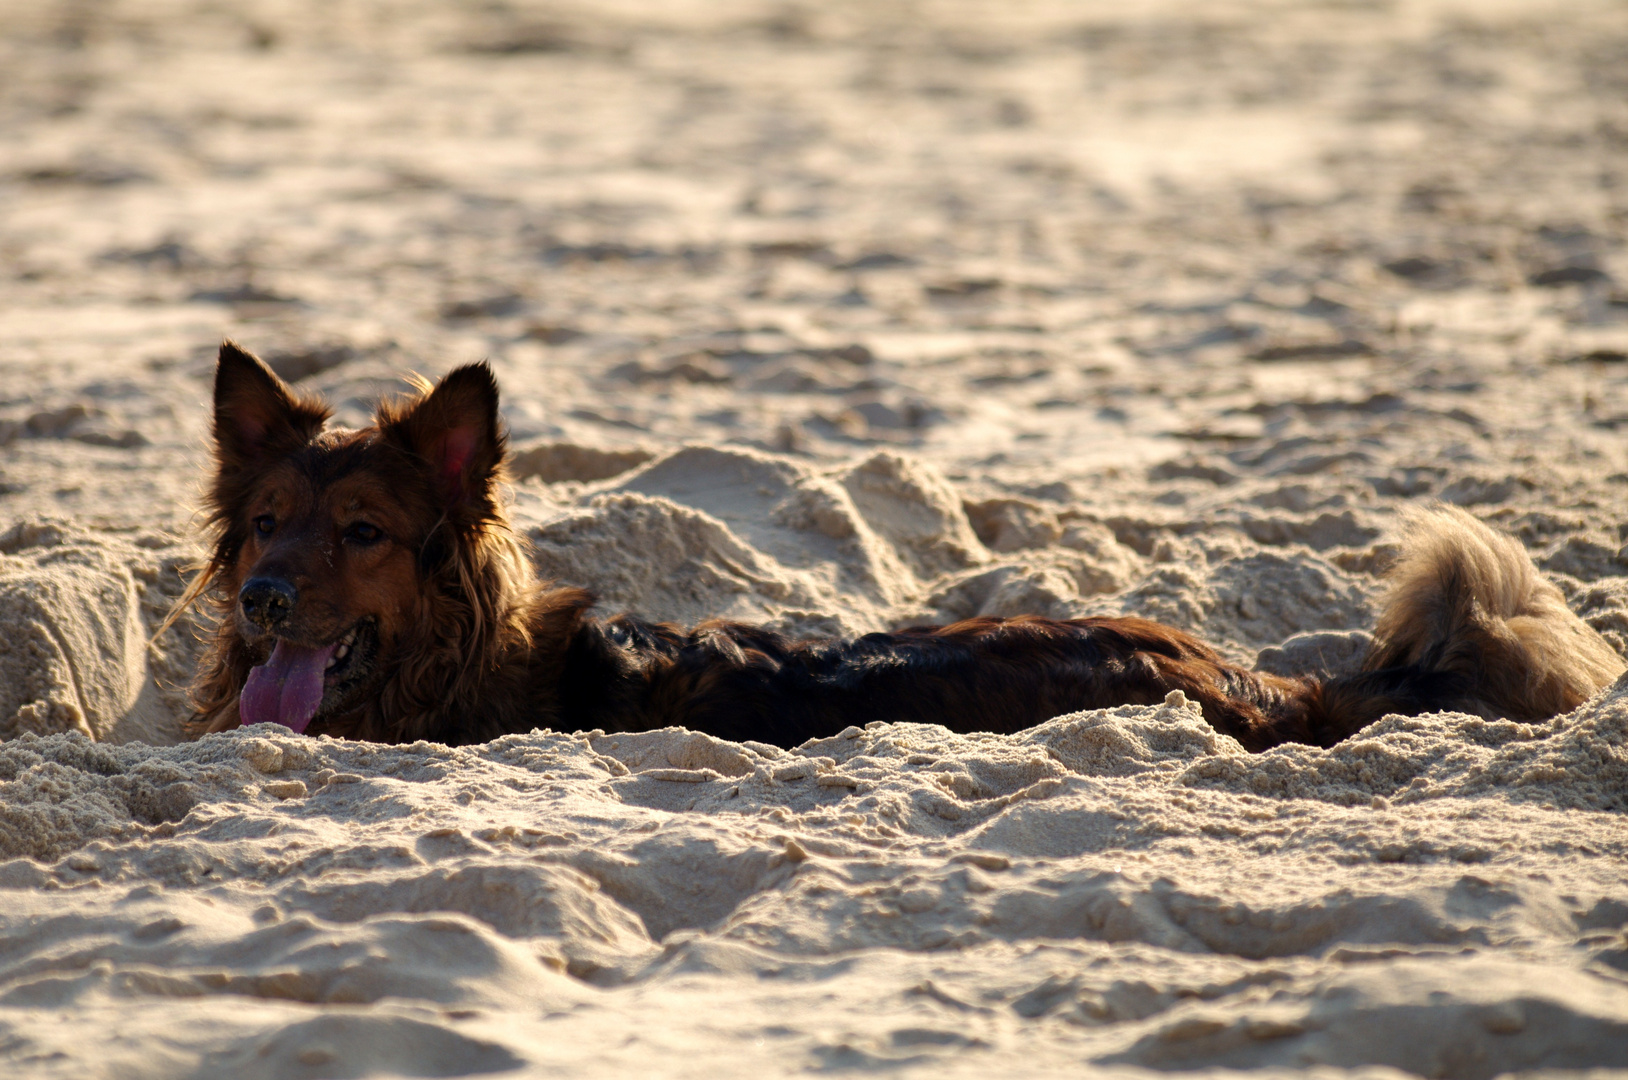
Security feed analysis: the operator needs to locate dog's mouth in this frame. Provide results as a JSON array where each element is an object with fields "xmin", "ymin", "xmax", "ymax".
[{"xmin": 239, "ymin": 619, "xmax": 378, "ymax": 734}]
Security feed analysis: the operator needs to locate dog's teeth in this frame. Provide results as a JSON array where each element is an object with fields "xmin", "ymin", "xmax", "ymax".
[
  {"xmin": 335, "ymin": 643, "xmax": 349, "ymax": 659},
  {"xmin": 325, "ymin": 657, "xmax": 337, "ymax": 670}
]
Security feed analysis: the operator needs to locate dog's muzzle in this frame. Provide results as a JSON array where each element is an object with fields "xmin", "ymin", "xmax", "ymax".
[{"xmin": 240, "ymin": 576, "xmax": 297, "ymax": 630}]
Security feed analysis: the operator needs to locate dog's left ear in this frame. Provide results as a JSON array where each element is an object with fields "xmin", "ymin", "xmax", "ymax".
[{"xmin": 382, "ymin": 363, "xmax": 505, "ymax": 518}]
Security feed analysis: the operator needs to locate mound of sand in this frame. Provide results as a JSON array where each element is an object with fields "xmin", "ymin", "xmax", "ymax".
[
  {"xmin": 4, "ymin": 0, "xmax": 1628, "ymax": 1075},
  {"xmin": 2, "ymin": 687, "xmax": 1626, "ymax": 1075},
  {"xmin": 0, "ymin": 521, "xmax": 193, "ymax": 745}
]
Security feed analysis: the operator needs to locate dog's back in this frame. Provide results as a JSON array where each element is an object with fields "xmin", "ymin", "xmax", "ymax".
[
  {"xmin": 548, "ymin": 613, "xmax": 1322, "ymax": 750},
  {"xmin": 537, "ymin": 509, "xmax": 1626, "ymax": 749}
]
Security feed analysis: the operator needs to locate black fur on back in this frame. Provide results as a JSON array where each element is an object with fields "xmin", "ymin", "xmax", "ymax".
[{"xmin": 547, "ymin": 612, "xmax": 1326, "ymax": 751}]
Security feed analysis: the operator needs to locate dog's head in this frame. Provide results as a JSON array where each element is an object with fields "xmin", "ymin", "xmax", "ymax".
[{"xmin": 199, "ymin": 341, "xmax": 512, "ymax": 735}]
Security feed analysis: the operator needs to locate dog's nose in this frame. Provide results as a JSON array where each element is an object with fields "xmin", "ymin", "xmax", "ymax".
[{"xmin": 239, "ymin": 577, "xmax": 297, "ymax": 629}]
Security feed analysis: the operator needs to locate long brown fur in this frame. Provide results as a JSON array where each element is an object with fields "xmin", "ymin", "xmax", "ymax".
[
  {"xmin": 185, "ymin": 343, "xmax": 1623, "ymax": 750},
  {"xmin": 1363, "ymin": 505, "xmax": 1625, "ymax": 722}
]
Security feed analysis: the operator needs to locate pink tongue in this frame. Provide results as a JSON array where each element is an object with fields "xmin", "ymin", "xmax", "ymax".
[{"xmin": 239, "ymin": 639, "xmax": 339, "ymax": 733}]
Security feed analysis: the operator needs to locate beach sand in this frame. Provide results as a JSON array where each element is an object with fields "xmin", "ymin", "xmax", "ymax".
[{"xmin": 2, "ymin": 0, "xmax": 1627, "ymax": 1075}]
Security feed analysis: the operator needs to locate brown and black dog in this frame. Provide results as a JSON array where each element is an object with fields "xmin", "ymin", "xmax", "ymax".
[{"xmin": 183, "ymin": 342, "xmax": 1624, "ymax": 749}]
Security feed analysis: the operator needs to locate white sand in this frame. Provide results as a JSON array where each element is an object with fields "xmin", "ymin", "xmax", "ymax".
[{"xmin": 3, "ymin": 0, "xmax": 1628, "ymax": 1075}]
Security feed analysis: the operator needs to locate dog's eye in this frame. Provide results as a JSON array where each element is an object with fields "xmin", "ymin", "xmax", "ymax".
[
  {"xmin": 345, "ymin": 522, "xmax": 383, "ymax": 544},
  {"xmin": 253, "ymin": 516, "xmax": 276, "ymax": 537}
]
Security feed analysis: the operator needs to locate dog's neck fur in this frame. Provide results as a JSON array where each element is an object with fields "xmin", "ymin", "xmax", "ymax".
[{"xmin": 320, "ymin": 530, "xmax": 588, "ymax": 744}]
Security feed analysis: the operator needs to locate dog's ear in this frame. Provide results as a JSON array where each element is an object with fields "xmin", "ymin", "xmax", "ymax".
[
  {"xmin": 381, "ymin": 362, "xmax": 505, "ymax": 517},
  {"xmin": 212, "ymin": 341, "xmax": 329, "ymax": 465}
]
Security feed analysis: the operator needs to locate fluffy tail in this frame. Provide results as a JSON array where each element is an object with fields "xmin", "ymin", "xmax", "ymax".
[{"xmin": 1311, "ymin": 506, "xmax": 1625, "ymax": 743}]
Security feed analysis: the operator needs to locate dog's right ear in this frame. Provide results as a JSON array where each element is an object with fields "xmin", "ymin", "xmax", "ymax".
[{"xmin": 212, "ymin": 341, "xmax": 330, "ymax": 465}]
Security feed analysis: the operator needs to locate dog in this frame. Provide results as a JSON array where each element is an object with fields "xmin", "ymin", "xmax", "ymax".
[{"xmin": 182, "ymin": 342, "xmax": 1624, "ymax": 750}]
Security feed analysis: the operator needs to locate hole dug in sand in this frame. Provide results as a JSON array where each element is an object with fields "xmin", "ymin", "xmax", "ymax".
[{"xmin": 1, "ymin": 442, "xmax": 1625, "ymax": 1076}]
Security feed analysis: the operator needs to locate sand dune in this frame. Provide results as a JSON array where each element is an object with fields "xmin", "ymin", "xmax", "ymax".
[{"xmin": 3, "ymin": 0, "xmax": 1627, "ymax": 1075}]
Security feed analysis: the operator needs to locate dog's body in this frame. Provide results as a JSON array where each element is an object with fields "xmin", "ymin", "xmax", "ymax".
[{"xmin": 186, "ymin": 344, "xmax": 1624, "ymax": 749}]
